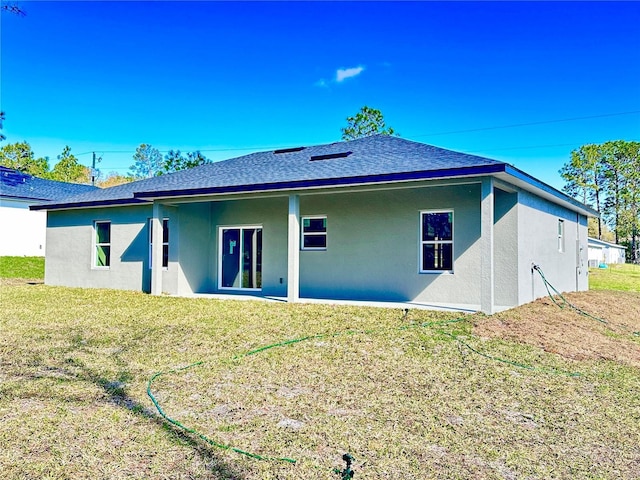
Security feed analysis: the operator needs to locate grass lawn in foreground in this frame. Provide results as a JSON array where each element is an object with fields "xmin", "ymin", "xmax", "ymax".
[
  {"xmin": 1, "ymin": 281, "xmax": 639, "ymax": 479},
  {"xmin": 589, "ymin": 263, "xmax": 640, "ymax": 292}
]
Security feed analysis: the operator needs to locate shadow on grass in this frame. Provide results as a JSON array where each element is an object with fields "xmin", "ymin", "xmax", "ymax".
[
  {"xmin": 94, "ymin": 375, "xmax": 246, "ymax": 480},
  {"xmin": 12, "ymin": 342, "xmax": 248, "ymax": 480}
]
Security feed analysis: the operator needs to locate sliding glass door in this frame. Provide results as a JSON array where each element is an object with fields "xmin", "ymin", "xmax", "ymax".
[{"xmin": 219, "ymin": 226, "xmax": 262, "ymax": 290}]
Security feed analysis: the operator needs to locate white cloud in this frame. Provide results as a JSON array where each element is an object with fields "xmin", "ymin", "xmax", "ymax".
[{"xmin": 336, "ymin": 66, "xmax": 365, "ymax": 82}]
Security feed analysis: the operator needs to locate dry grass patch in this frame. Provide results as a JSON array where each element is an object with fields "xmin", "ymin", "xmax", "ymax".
[
  {"xmin": 0, "ymin": 277, "xmax": 44, "ymax": 286},
  {"xmin": 1, "ymin": 283, "xmax": 639, "ymax": 479},
  {"xmin": 473, "ymin": 290, "xmax": 640, "ymax": 367}
]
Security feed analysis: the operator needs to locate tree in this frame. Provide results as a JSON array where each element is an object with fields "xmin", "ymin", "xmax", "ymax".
[
  {"xmin": 559, "ymin": 144, "xmax": 604, "ymax": 238},
  {"xmin": 160, "ymin": 149, "xmax": 211, "ymax": 174},
  {"xmin": 560, "ymin": 140, "xmax": 640, "ymax": 264},
  {"xmin": 341, "ymin": 106, "xmax": 397, "ymax": 141},
  {"xmin": 600, "ymin": 141, "xmax": 628, "ymax": 244},
  {"xmin": 97, "ymin": 172, "xmax": 134, "ymax": 188},
  {"xmin": 48, "ymin": 145, "xmax": 91, "ymax": 183},
  {"xmin": 614, "ymin": 141, "xmax": 640, "ymax": 263},
  {"xmin": 129, "ymin": 144, "xmax": 163, "ymax": 179},
  {"xmin": 588, "ymin": 217, "xmax": 615, "ymax": 242},
  {"xmin": 0, "ymin": 141, "xmax": 50, "ymax": 177},
  {"xmin": 50, "ymin": 146, "xmax": 90, "ymax": 183}
]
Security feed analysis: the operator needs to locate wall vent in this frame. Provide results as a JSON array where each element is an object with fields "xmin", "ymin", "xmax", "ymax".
[{"xmin": 310, "ymin": 151, "xmax": 352, "ymax": 161}]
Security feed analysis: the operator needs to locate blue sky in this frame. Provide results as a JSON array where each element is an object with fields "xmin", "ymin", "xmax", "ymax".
[{"xmin": 2, "ymin": 1, "xmax": 639, "ymax": 189}]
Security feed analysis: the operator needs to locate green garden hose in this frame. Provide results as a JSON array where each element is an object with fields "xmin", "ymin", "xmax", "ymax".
[
  {"xmin": 533, "ymin": 263, "xmax": 639, "ymax": 336},
  {"xmin": 147, "ymin": 315, "xmax": 581, "ymax": 468}
]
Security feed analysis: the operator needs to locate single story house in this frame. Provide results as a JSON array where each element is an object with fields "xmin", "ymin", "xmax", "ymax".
[
  {"xmin": 0, "ymin": 166, "xmax": 97, "ymax": 256},
  {"xmin": 587, "ymin": 237, "xmax": 626, "ymax": 266},
  {"xmin": 32, "ymin": 135, "xmax": 596, "ymax": 313}
]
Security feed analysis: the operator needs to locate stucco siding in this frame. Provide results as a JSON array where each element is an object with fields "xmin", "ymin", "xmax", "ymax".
[
  {"xmin": 182, "ymin": 184, "xmax": 487, "ymax": 305},
  {"xmin": 41, "ymin": 179, "xmax": 591, "ymax": 311},
  {"xmin": 516, "ymin": 190, "xmax": 588, "ymax": 304},
  {"xmin": 298, "ymin": 184, "xmax": 483, "ymax": 304},
  {"xmin": 45, "ymin": 206, "xmax": 151, "ymax": 291},
  {"xmin": 493, "ymin": 189, "xmax": 519, "ymax": 307},
  {"xmin": 209, "ymin": 196, "xmax": 289, "ymax": 297},
  {"xmin": 174, "ymin": 202, "xmax": 212, "ymax": 295}
]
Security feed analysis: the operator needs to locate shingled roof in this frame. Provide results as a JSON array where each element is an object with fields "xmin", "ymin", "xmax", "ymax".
[
  {"xmin": 0, "ymin": 166, "xmax": 98, "ymax": 202},
  {"xmin": 28, "ymin": 135, "xmax": 597, "ymax": 216},
  {"xmin": 31, "ymin": 135, "xmax": 508, "ymax": 208}
]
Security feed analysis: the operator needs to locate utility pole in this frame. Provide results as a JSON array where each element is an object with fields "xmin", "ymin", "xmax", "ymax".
[
  {"xmin": 92, "ymin": 152, "xmax": 96, "ymax": 186},
  {"xmin": 91, "ymin": 152, "xmax": 101, "ymax": 186}
]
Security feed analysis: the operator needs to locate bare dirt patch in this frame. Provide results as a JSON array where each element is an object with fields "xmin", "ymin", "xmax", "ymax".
[{"xmin": 474, "ymin": 290, "xmax": 640, "ymax": 367}]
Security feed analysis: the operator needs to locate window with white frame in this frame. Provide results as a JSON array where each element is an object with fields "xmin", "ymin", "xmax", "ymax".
[
  {"xmin": 301, "ymin": 216, "xmax": 327, "ymax": 250},
  {"xmin": 149, "ymin": 218, "xmax": 169, "ymax": 269},
  {"xmin": 558, "ymin": 219, "xmax": 565, "ymax": 253},
  {"xmin": 94, "ymin": 221, "xmax": 111, "ymax": 268},
  {"xmin": 420, "ymin": 211, "xmax": 453, "ymax": 272}
]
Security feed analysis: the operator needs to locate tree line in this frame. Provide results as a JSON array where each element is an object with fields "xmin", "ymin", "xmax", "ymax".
[
  {"xmin": 0, "ymin": 141, "xmax": 212, "ymax": 187},
  {"xmin": 560, "ymin": 140, "xmax": 640, "ymax": 263},
  {"xmin": 0, "ymin": 106, "xmax": 392, "ymax": 186}
]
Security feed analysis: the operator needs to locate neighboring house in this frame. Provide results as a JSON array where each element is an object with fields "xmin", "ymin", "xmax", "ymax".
[
  {"xmin": 0, "ymin": 166, "xmax": 97, "ymax": 256},
  {"xmin": 587, "ymin": 237, "xmax": 626, "ymax": 266},
  {"xmin": 32, "ymin": 135, "xmax": 596, "ymax": 313}
]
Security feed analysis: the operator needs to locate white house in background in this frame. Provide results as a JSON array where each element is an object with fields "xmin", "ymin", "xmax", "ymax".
[
  {"xmin": 0, "ymin": 166, "xmax": 97, "ymax": 256},
  {"xmin": 587, "ymin": 237, "xmax": 627, "ymax": 266}
]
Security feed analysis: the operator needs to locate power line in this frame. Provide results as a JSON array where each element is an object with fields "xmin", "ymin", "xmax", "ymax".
[
  {"xmin": 75, "ymin": 145, "xmax": 288, "ymax": 157},
  {"xmin": 465, "ymin": 142, "xmax": 581, "ymax": 155},
  {"xmin": 74, "ymin": 109, "xmax": 640, "ymax": 159},
  {"xmin": 407, "ymin": 110, "xmax": 640, "ymax": 138}
]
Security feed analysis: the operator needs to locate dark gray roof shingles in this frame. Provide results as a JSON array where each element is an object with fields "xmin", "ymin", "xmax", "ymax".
[
  {"xmin": 31, "ymin": 135, "xmax": 506, "ymax": 208},
  {"xmin": 0, "ymin": 167, "xmax": 98, "ymax": 202}
]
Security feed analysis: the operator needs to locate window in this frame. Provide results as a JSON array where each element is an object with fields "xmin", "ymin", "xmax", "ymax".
[
  {"xmin": 301, "ymin": 216, "xmax": 327, "ymax": 250},
  {"xmin": 149, "ymin": 218, "xmax": 169, "ymax": 269},
  {"xmin": 94, "ymin": 221, "xmax": 111, "ymax": 268},
  {"xmin": 558, "ymin": 219, "xmax": 565, "ymax": 253},
  {"xmin": 420, "ymin": 211, "xmax": 453, "ymax": 272}
]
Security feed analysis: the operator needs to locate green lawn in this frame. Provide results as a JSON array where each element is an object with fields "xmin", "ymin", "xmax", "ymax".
[
  {"xmin": 1, "ymin": 282, "xmax": 639, "ymax": 479},
  {"xmin": 1, "ymin": 257, "xmax": 639, "ymax": 478},
  {"xmin": 589, "ymin": 263, "xmax": 640, "ymax": 292},
  {"xmin": 0, "ymin": 256, "xmax": 44, "ymax": 279}
]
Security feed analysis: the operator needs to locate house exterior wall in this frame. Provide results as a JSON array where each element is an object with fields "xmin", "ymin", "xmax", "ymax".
[
  {"xmin": 296, "ymin": 184, "xmax": 485, "ymax": 304},
  {"xmin": 493, "ymin": 189, "xmax": 519, "ymax": 308},
  {"xmin": 207, "ymin": 196, "xmax": 290, "ymax": 297},
  {"xmin": 0, "ymin": 198, "xmax": 47, "ymax": 256},
  {"xmin": 588, "ymin": 240, "xmax": 626, "ymax": 265},
  {"xmin": 171, "ymin": 183, "xmax": 499, "ymax": 306},
  {"xmin": 174, "ymin": 202, "xmax": 212, "ymax": 295},
  {"xmin": 45, "ymin": 206, "xmax": 153, "ymax": 291},
  {"xmin": 516, "ymin": 190, "xmax": 588, "ymax": 304},
  {"xmin": 605, "ymin": 246, "xmax": 626, "ymax": 264},
  {"xmin": 42, "ymin": 179, "xmax": 589, "ymax": 311},
  {"xmin": 588, "ymin": 245, "xmax": 604, "ymax": 266}
]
